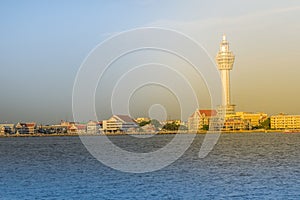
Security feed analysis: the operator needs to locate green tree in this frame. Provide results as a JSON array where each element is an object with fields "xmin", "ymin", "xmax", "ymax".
[
  {"xmin": 260, "ymin": 118, "xmax": 270, "ymax": 130},
  {"xmin": 138, "ymin": 120, "xmax": 150, "ymax": 127},
  {"xmin": 202, "ymin": 124, "xmax": 209, "ymax": 131},
  {"xmin": 162, "ymin": 122, "xmax": 180, "ymax": 131}
]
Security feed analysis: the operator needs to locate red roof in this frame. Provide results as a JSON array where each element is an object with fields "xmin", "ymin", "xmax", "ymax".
[
  {"xmin": 76, "ymin": 124, "xmax": 86, "ymax": 130},
  {"xmin": 20, "ymin": 122, "xmax": 36, "ymax": 127},
  {"xmin": 199, "ymin": 110, "xmax": 217, "ymax": 117}
]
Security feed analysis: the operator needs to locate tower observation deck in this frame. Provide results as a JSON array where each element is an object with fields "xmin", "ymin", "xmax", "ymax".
[{"xmin": 216, "ymin": 35, "xmax": 235, "ymax": 115}]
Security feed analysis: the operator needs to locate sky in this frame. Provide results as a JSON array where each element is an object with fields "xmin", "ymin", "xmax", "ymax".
[{"xmin": 0, "ymin": 0, "xmax": 300, "ymax": 124}]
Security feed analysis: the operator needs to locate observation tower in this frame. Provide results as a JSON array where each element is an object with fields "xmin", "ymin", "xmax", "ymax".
[{"xmin": 216, "ymin": 35, "xmax": 235, "ymax": 115}]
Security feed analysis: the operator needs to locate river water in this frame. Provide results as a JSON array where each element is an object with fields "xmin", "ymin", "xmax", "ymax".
[{"xmin": 0, "ymin": 133, "xmax": 299, "ymax": 199}]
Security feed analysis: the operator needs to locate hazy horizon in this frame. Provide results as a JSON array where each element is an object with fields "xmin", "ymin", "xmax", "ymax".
[{"xmin": 1, "ymin": 1, "xmax": 300, "ymax": 124}]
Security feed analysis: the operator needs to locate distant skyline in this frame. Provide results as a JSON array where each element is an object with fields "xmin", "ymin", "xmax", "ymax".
[{"xmin": 0, "ymin": 1, "xmax": 300, "ymax": 124}]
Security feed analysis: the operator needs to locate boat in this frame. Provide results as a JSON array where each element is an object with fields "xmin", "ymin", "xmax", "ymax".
[{"xmin": 283, "ymin": 129, "xmax": 300, "ymax": 133}]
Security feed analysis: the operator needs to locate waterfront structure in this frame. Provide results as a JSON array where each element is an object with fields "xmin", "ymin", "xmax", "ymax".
[
  {"xmin": 37, "ymin": 124, "xmax": 68, "ymax": 134},
  {"xmin": 217, "ymin": 112, "xmax": 268, "ymax": 131},
  {"xmin": 235, "ymin": 112, "xmax": 268, "ymax": 128},
  {"xmin": 86, "ymin": 120, "xmax": 100, "ymax": 134},
  {"xmin": 0, "ymin": 124, "xmax": 14, "ymax": 135},
  {"xmin": 15, "ymin": 122, "xmax": 36, "ymax": 134},
  {"xmin": 102, "ymin": 115, "xmax": 138, "ymax": 133},
  {"xmin": 59, "ymin": 121, "xmax": 87, "ymax": 134},
  {"xmin": 216, "ymin": 35, "xmax": 235, "ymax": 115},
  {"xmin": 60, "ymin": 121, "xmax": 77, "ymax": 134},
  {"xmin": 270, "ymin": 114, "xmax": 300, "ymax": 130},
  {"xmin": 187, "ymin": 110, "xmax": 217, "ymax": 131},
  {"xmin": 222, "ymin": 116, "xmax": 246, "ymax": 131},
  {"xmin": 76, "ymin": 124, "xmax": 86, "ymax": 134},
  {"xmin": 68, "ymin": 124, "xmax": 78, "ymax": 134},
  {"xmin": 209, "ymin": 114, "xmax": 246, "ymax": 131},
  {"xmin": 140, "ymin": 124, "xmax": 157, "ymax": 133}
]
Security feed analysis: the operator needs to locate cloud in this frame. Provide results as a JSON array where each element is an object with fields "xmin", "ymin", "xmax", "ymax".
[{"xmin": 146, "ymin": 6, "xmax": 300, "ymax": 30}]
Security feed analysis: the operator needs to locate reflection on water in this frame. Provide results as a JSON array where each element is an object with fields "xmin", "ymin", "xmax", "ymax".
[{"xmin": 0, "ymin": 133, "xmax": 299, "ymax": 199}]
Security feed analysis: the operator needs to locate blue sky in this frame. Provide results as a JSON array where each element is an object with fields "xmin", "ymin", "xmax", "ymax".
[{"xmin": 0, "ymin": 1, "xmax": 300, "ymax": 123}]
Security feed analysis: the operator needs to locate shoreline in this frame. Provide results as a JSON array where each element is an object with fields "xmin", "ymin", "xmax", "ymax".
[{"xmin": 0, "ymin": 129, "xmax": 294, "ymax": 138}]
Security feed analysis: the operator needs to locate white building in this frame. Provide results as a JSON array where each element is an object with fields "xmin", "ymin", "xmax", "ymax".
[
  {"xmin": 187, "ymin": 110, "xmax": 217, "ymax": 131},
  {"xmin": 86, "ymin": 120, "xmax": 100, "ymax": 134},
  {"xmin": 102, "ymin": 115, "xmax": 138, "ymax": 133}
]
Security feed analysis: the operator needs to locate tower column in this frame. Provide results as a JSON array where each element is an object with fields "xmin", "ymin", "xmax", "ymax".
[
  {"xmin": 216, "ymin": 35, "xmax": 235, "ymax": 115},
  {"xmin": 220, "ymin": 69, "xmax": 230, "ymax": 106}
]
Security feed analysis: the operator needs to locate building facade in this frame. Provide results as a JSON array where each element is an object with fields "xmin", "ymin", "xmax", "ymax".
[
  {"xmin": 102, "ymin": 115, "xmax": 138, "ymax": 133},
  {"xmin": 86, "ymin": 120, "xmax": 100, "ymax": 134},
  {"xmin": 222, "ymin": 116, "xmax": 246, "ymax": 131},
  {"xmin": 235, "ymin": 112, "xmax": 268, "ymax": 127},
  {"xmin": 0, "ymin": 124, "xmax": 14, "ymax": 135},
  {"xmin": 15, "ymin": 122, "xmax": 36, "ymax": 134},
  {"xmin": 270, "ymin": 114, "xmax": 300, "ymax": 129},
  {"xmin": 187, "ymin": 110, "xmax": 217, "ymax": 131}
]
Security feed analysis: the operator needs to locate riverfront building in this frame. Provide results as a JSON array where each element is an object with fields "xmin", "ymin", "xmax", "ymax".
[
  {"xmin": 188, "ymin": 110, "xmax": 268, "ymax": 131},
  {"xmin": 86, "ymin": 120, "xmax": 100, "ymax": 134},
  {"xmin": 270, "ymin": 114, "xmax": 300, "ymax": 130},
  {"xmin": 15, "ymin": 122, "xmax": 36, "ymax": 134},
  {"xmin": 59, "ymin": 121, "xmax": 87, "ymax": 134},
  {"xmin": 0, "ymin": 124, "xmax": 14, "ymax": 135},
  {"xmin": 219, "ymin": 112, "xmax": 268, "ymax": 131},
  {"xmin": 235, "ymin": 112, "xmax": 268, "ymax": 127},
  {"xmin": 187, "ymin": 110, "xmax": 217, "ymax": 131},
  {"xmin": 102, "ymin": 115, "xmax": 138, "ymax": 133},
  {"xmin": 222, "ymin": 116, "xmax": 246, "ymax": 130}
]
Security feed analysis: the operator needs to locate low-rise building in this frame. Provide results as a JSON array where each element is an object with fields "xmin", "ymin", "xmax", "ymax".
[
  {"xmin": 76, "ymin": 124, "xmax": 86, "ymax": 134},
  {"xmin": 235, "ymin": 112, "xmax": 268, "ymax": 127},
  {"xmin": 187, "ymin": 110, "xmax": 217, "ymax": 131},
  {"xmin": 140, "ymin": 124, "xmax": 157, "ymax": 133},
  {"xmin": 222, "ymin": 116, "xmax": 246, "ymax": 131},
  {"xmin": 0, "ymin": 124, "xmax": 14, "ymax": 135},
  {"xmin": 15, "ymin": 122, "xmax": 36, "ymax": 134},
  {"xmin": 102, "ymin": 115, "xmax": 138, "ymax": 133},
  {"xmin": 60, "ymin": 121, "xmax": 86, "ymax": 134},
  {"xmin": 270, "ymin": 114, "xmax": 300, "ymax": 129},
  {"xmin": 188, "ymin": 110, "xmax": 269, "ymax": 131},
  {"xmin": 86, "ymin": 120, "xmax": 100, "ymax": 134},
  {"xmin": 37, "ymin": 125, "xmax": 68, "ymax": 134},
  {"xmin": 68, "ymin": 123, "xmax": 78, "ymax": 134}
]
